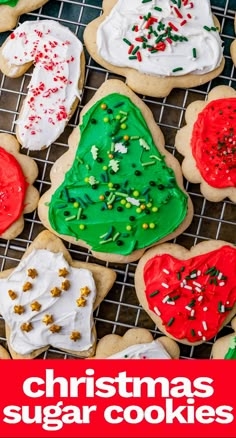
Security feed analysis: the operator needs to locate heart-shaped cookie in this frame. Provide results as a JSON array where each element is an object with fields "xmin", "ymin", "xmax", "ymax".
[{"xmin": 135, "ymin": 241, "xmax": 236, "ymax": 345}]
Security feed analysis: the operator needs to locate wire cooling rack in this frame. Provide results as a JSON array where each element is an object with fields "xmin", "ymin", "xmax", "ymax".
[{"xmin": 0, "ymin": 0, "xmax": 235, "ymax": 360}]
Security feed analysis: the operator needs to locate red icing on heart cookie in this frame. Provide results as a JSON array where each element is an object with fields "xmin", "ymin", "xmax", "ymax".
[
  {"xmin": 0, "ymin": 146, "xmax": 27, "ymax": 235},
  {"xmin": 144, "ymin": 246, "xmax": 236, "ymax": 343},
  {"xmin": 191, "ymin": 98, "xmax": 236, "ymax": 189}
]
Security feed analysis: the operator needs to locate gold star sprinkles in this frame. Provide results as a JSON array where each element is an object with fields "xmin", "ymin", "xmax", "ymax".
[
  {"xmin": 49, "ymin": 324, "xmax": 61, "ymax": 333},
  {"xmin": 14, "ymin": 305, "xmax": 25, "ymax": 315},
  {"xmin": 42, "ymin": 314, "xmax": 54, "ymax": 325},
  {"xmin": 50, "ymin": 287, "xmax": 62, "ymax": 297},
  {"xmin": 70, "ymin": 331, "xmax": 81, "ymax": 342},
  {"xmin": 27, "ymin": 268, "xmax": 38, "ymax": 279},
  {"xmin": 22, "ymin": 281, "xmax": 32, "ymax": 292},
  {"xmin": 61, "ymin": 279, "xmax": 70, "ymax": 291},
  {"xmin": 58, "ymin": 267, "xmax": 69, "ymax": 277},
  {"xmin": 76, "ymin": 297, "xmax": 86, "ymax": 307},
  {"xmin": 30, "ymin": 301, "xmax": 41, "ymax": 312},
  {"xmin": 8, "ymin": 290, "xmax": 17, "ymax": 300},
  {"xmin": 20, "ymin": 322, "xmax": 33, "ymax": 332},
  {"xmin": 80, "ymin": 286, "xmax": 91, "ymax": 296}
]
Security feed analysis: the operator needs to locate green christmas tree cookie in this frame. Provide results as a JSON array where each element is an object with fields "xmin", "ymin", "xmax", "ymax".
[{"xmin": 38, "ymin": 80, "xmax": 193, "ymax": 263}]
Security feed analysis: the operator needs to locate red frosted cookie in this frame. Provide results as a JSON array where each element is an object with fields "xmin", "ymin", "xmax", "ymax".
[
  {"xmin": 175, "ymin": 85, "xmax": 236, "ymax": 202},
  {"xmin": 135, "ymin": 240, "xmax": 236, "ymax": 345},
  {"xmin": 0, "ymin": 133, "xmax": 39, "ymax": 240}
]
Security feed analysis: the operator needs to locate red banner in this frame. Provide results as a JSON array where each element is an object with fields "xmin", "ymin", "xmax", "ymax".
[{"xmin": 0, "ymin": 359, "xmax": 235, "ymax": 437}]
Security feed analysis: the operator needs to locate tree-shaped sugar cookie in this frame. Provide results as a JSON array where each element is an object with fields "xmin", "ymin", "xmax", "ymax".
[
  {"xmin": 0, "ymin": 133, "xmax": 39, "ymax": 240},
  {"xmin": 175, "ymin": 85, "xmax": 236, "ymax": 202},
  {"xmin": 84, "ymin": 0, "xmax": 224, "ymax": 98},
  {"xmin": 38, "ymin": 80, "xmax": 193, "ymax": 264},
  {"xmin": 212, "ymin": 317, "xmax": 236, "ymax": 359},
  {"xmin": 0, "ymin": 231, "xmax": 116, "ymax": 359}
]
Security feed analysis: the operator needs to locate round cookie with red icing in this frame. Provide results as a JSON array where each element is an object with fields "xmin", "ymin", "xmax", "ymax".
[
  {"xmin": 212, "ymin": 317, "xmax": 236, "ymax": 360},
  {"xmin": 0, "ymin": 0, "xmax": 48, "ymax": 32},
  {"xmin": 0, "ymin": 133, "xmax": 39, "ymax": 240},
  {"xmin": 231, "ymin": 15, "xmax": 236, "ymax": 67},
  {"xmin": 175, "ymin": 85, "xmax": 236, "ymax": 202},
  {"xmin": 135, "ymin": 240, "xmax": 236, "ymax": 346}
]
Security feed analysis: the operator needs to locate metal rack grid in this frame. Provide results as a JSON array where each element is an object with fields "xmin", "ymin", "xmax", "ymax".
[{"xmin": 0, "ymin": 0, "xmax": 235, "ymax": 360}]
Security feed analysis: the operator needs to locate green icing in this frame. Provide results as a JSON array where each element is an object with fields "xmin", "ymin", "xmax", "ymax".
[
  {"xmin": 49, "ymin": 93, "xmax": 188, "ymax": 255},
  {"xmin": 224, "ymin": 336, "xmax": 236, "ymax": 359},
  {"xmin": 0, "ymin": 0, "xmax": 19, "ymax": 6}
]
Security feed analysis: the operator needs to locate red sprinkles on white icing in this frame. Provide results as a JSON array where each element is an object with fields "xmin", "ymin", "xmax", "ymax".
[{"xmin": 3, "ymin": 20, "xmax": 83, "ymax": 150}]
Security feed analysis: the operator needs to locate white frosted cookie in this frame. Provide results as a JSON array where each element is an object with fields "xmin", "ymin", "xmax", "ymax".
[
  {"xmin": 230, "ymin": 15, "xmax": 236, "ymax": 66},
  {"xmin": 0, "ymin": 133, "xmax": 39, "ymax": 240},
  {"xmin": 0, "ymin": 20, "xmax": 85, "ymax": 151},
  {"xmin": 91, "ymin": 328, "xmax": 180, "ymax": 359},
  {"xmin": 84, "ymin": 0, "xmax": 224, "ymax": 98},
  {"xmin": 212, "ymin": 317, "xmax": 236, "ymax": 359},
  {"xmin": 38, "ymin": 79, "xmax": 193, "ymax": 264},
  {"xmin": 135, "ymin": 240, "xmax": 236, "ymax": 346},
  {"xmin": 175, "ymin": 85, "xmax": 236, "ymax": 202},
  {"xmin": 0, "ymin": 230, "xmax": 116, "ymax": 359},
  {"xmin": 0, "ymin": 0, "xmax": 48, "ymax": 32}
]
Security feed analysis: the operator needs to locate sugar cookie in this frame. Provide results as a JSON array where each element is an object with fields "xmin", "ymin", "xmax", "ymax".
[
  {"xmin": 135, "ymin": 240, "xmax": 236, "ymax": 346},
  {"xmin": 0, "ymin": 230, "xmax": 116, "ymax": 359},
  {"xmin": 0, "ymin": 0, "xmax": 48, "ymax": 32},
  {"xmin": 0, "ymin": 20, "xmax": 85, "ymax": 150},
  {"xmin": 84, "ymin": 0, "xmax": 224, "ymax": 98},
  {"xmin": 0, "ymin": 133, "xmax": 39, "ymax": 240},
  {"xmin": 175, "ymin": 85, "xmax": 236, "ymax": 202},
  {"xmin": 38, "ymin": 79, "xmax": 193, "ymax": 264},
  {"xmin": 92, "ymin": 328, "xmax": 180, "ymax": 359}
]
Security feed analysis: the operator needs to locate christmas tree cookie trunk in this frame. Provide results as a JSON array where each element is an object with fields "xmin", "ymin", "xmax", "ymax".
[{"xmin": 38, "ymin": 80, "xmax": 193, "ymax": 264}]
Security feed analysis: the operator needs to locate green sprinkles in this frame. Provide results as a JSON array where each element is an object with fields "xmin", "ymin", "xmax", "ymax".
[
  {"xmin": 167, "ymin": 317, "xmax": 175, "ymax": 327},
  {"xmin": 150, "ymin": 290, "xmax": 160, "ymax": 297},
  {"xmin": 172, "ymin": 67, "xmax": 184, "ymax": 73}
]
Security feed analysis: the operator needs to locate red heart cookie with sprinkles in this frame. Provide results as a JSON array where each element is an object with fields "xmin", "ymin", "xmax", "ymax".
[{"xmin": 135, "ymin": 241, "xmax": 236, "ymax": 345}]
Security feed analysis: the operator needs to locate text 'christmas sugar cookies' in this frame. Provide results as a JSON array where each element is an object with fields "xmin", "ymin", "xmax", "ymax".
[
  {"xmin": 91, "ymin": 328, "xmax": 180, "ymax": 359},
  {"xmin": 84, "ymin": 0, "xmax": 224, "ymax": 98},
  {"xmin": 0, "ymin": 231, "xmax": 116, "ymax": 359},
  {"xmin": 212, "ymin": 317, "xmax": 236, "ymax": 359},
  {"xmin": 0, "ymin": 20, "xmax": 85, "ymax": 150},
  {"xmin": 0, "ymin": 133, "xmax": 39, "ymax": 240},
  {"xmin": 0, "ymin": 0, "xmax": 48, "ymax": 32},
  {"xmin": 175, "ymin": 85, "xmax": 236, "ymax": 203},
  {"xmin": 38, "ymin": 80, "xmax": 193, "ymax": 264},
  {"xmin": 135, "ymin": 240, "xmax": 236, "ymax": 346}
]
